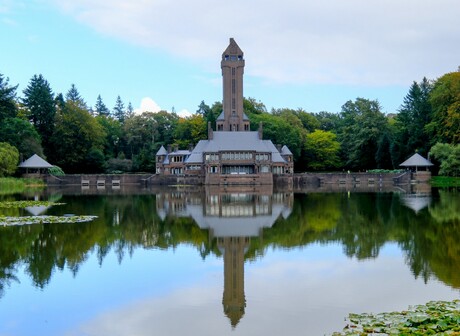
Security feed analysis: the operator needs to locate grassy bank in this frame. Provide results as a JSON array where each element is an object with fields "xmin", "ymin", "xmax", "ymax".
[
  {"xmin": 431, "ymin": 176, "xmax": 460, "ymax": 187},
  {"xmin": 0, "ymin": 177, "xmax": 45, "ymax": 195}
]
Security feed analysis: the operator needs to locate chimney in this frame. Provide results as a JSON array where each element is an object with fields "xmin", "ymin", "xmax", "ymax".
[
  {"xmin": 208, "ymin": 122, "xmax": 213, "ymax": 140},
  {"xmin": 258, "ymin": 122, "xmax": 263, "ymax": 139},
  {"xmin": 167, "ymin": 145, "xmax": 171, "ymax": 153},
  {"xmin": 276, "ymin": 144, "xmax": 282, "ymax": 152},
  {"xmin": 174, "ymin": 144, "xmax": 179, "ymax": 152},
  {"xmin": 189, "ymin": 143, "xmax": 194, "ymax": 151}
]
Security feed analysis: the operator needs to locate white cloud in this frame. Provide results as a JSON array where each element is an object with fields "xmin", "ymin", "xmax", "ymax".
[
  {"xmin": 51, "ymin": 0, "xmax": 460, "ymax": 86},
  {"xmin": 177, "ymin": 109, "xmax": 192, "ymax": 118},
  {"xmin": 134, "ymin": 97, "xmax": 161, "ymax": 115},
  {"xmin": 134, "ymin": 98, "xmax": 192, "ymax": 118}
]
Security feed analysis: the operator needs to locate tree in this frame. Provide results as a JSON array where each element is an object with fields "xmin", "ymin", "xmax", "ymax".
[
  {"xmin": 430, "ymin": 143, "xmax": 460, "ymax": 176},
  {"xmin": 174, "ymin": 114, "xmax": 207, "ymax": 148},
  {"xmin": 0, "ymin": 142, "xmax": 19, "ymax": 177},
  {"xmin": 338, "ymin": 98, "xmax": 389, "ymax": 170},
  {"xmin": 393, "ymin": 78, "xmax": 432, "ymax": 163},
  {"xmin": 126, "ymin": 102, "xmax": 134, "ymax": 119},
  {"xmin": 96, "ymin": 115, "xmax": 123, "ymax": 159},
  {"xmin": 0, "ymin": 73, "xmax": 18, "ymax": 121},
  {"xmin": 65, "ymin": 84, "xmax": 86, "ymax": 108},
  {"xmin": 0, "ymin": 117, "xmax": 43, "ymax": 158},
  {"xmin": 243, "ymin": 97, "xmax": 267, "ymax": 115},
  {"xmin": 426, "ymin": 72, "xmax": 460, "ymax": 144},
  {"xmin": 304, "ymin": 130, "xmax": 340, "ymax": 171},
  {"xmin": 113, "ymin": 95, "xmax": 125, "ymax": 122},
  {"xmin": 22, "ymin": 74, "xmax": 56, "ymax": 155},
  {"xmin": 49, "ymin": 101, "xmax": 106, "ymax": 173},
  {"xmin": 94, "ymin": 94, "xmax": 110, "ymax": 117}
]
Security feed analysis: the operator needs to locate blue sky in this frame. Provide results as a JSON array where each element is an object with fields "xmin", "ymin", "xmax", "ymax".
[{"xmin": 1, "ymin": 0, "xmax": 459, "ymax": 117}]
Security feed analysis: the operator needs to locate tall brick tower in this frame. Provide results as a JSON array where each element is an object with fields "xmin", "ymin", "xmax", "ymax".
[{"xmin": 216, "ymin": 38, "xmax": 250, "ymax": 132}]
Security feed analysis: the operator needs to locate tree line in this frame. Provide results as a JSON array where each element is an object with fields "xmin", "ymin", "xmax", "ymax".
[{"xmin": 0, "ymin": 70, "xmax": 459, "ymax": 175}]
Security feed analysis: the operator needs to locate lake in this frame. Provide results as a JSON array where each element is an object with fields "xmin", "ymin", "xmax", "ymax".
[{"xmin": 0, "ymin": 185, "xmax": 459, "ymax": 335}]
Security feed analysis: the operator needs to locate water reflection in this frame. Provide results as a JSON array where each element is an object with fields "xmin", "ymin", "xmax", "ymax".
[
  {"xmin": 1, "ymin": 186, "xmax": 460, "ymax": 334},
  {"xmin": 156, "ymin": 187, "xmax": 293, "ymax": 326}
]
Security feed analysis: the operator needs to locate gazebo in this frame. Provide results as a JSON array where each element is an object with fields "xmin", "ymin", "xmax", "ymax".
[
  {"xmin": 18, "ymin": 154, "xmax": 54, "ymax": 175},
  {"xmin": 399, "ymin": 153, "xmax": 433, "ymax": 172}
]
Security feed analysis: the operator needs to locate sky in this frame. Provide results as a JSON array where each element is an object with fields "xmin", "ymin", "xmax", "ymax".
[{"xmin": 1, "ymin": 0, "xmax": 459, "ymax": 117}]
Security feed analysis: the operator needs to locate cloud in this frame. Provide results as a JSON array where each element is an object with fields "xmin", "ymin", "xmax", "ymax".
[
  {"xmin": 134, "ymin": 97, "xmax": 161, "ymax": 115},
  {"xmin": 134, "ymin": 98, "xmax": 192, "ymax": 118},
  {"xmin": 51, "ymin": 0, "xmax": 460, "ymax": 86},
  {"xmin": 177, "ymin": 109, "xmax": 192, "ymax": 118},
  {"xmin": 70, "ymin": 252, "xmax": 457, "ymax": 336}
]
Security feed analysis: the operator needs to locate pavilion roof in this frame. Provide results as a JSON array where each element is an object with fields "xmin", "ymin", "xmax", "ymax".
[
  {"xmin": 399, "ymin": 153, "xmax": 433, "ymax": 167},
  {"xmin": 18, "ymin": 154, "xmax": 53, "ymax": 168}
]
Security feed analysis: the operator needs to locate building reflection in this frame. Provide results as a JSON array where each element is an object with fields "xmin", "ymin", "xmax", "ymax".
[
  {"xmin": 156, "ymin": 186, "xmax": 293, "ymax": 327},
  {"xmin": 400, "ymin": 183, "xmax": 432, "ymax": 214}
]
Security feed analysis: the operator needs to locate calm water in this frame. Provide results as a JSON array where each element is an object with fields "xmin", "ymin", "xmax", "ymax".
[{"xmin": 0, "ymin": 186, "xmax": 459, "ymax": 336}]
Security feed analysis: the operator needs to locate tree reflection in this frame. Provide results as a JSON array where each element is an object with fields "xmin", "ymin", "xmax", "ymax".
[{"xmin": 1, "ymin": 187, "xmax": 460, "ymax": 301}]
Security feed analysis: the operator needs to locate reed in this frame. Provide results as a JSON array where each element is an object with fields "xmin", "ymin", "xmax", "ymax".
[{"xmin": 0, "ymin": 177, "xmax": 45, "ymax": 195}]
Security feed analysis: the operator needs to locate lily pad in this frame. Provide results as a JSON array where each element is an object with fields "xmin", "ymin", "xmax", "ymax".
[
  {"xmin": 332, "ymin": 300, "xmax": 460, "ymax": 335},
  {"xmin": 0, "ymin": 215, "xmax": 98, "ymax": 226},
  {"xmin": 0, "ymin": 201, "xmax": 65, "ymax": 209}
]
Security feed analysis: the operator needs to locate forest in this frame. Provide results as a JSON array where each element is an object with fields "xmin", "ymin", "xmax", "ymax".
[{"xmin": 0, "ymin": 70, "xmax": 459, "ymax": 175}]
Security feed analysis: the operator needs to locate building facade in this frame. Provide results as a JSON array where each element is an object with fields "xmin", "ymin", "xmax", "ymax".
[{"xmin": 156, "ymin": 38, "xmax": 294, "ymax": 185}]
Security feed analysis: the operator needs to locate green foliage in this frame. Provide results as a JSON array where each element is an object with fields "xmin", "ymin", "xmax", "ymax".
[
  {"xmin": 84, "ymin": 148, "xmax": 106, "ymax": 173},
  {"xmin": 430, "ymin": 176, "xmax": 460, "ymax": 187},
  {"xmin": 48, "ymin": 166, "xmax": 65, "ymax": 176},
  {"xmin": 65, "ymin": 84, "xmax": 86, "ymax": 108},
  {"xmin": 0, "ymin": 177, "xmax": 44, "ymax": 195},
  {"xmin": 304, "ymin": 130, "xmax": 340, "ymax": 171},
  {"xmin": 113, "ymin": 95, "xmax": 125, "ymax": 122},
  {"xmin": 333, "ymin": 300, "xmax": 460, "ymax": 335},
  {"xmin": 95, "ymin": 115, "xmax": 123, "ymax": 159},
  {"xmin": 338, "ymin": 98, "xmax": 390, "ymax": 170},
  {"xmin": 430, "ymin": 143, "xmax": 460, "ymax": 176},
  {"xmin": 22, "ymin": 74, "xmax": 56, "ymax": 154},
  {"xmin": 393, "ymin": 78, "xmax": 432, "ymax": 163},
  {"xmin": 106, "ymin": 158, "xmax": 132, "ymax": 173},
  {"xmin": 0, "ymin": 142, "xmax": 19, "ymax": 177},
  {"xmin": 94, "ymin": 94, "xmax": 110, "ymax": 117},
  {"xmin": 174, "ymin": 114, "xmax": 207, "ymax": 148},
  {"xmin": 49, "ymin": 101, "xmax": 106, "ymax": 173},
  {"xmin": 0, "ymin": 73, "xmax": 18, "ymax": 121},
  {"xmin": 0, "ymin": 117, "xmax": 43, "ymax": 158},
  {"xmin": 197, "ymin": 100, "xmax": 220, "ymax": 130},
  {"xmin": 427, "ymin": 71, "xmax": 460, "ymax": 144}
]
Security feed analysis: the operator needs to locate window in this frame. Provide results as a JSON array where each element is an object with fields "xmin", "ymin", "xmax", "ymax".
[
  {"xmin": 232, "ymin": 79, "xmax": 235, "ymax": 93},
  {"xmin": 209, "ymin": 166, "xmax": 218, "ymax": 173}
]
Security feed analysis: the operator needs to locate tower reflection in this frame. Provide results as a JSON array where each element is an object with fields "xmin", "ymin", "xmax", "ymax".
[{"xmin": 156, "ymin": 186, "xmax": 293, "ymax": 327}]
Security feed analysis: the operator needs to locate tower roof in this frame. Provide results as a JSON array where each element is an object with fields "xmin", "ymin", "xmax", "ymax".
[{"xmin": 222, "ymin": 38, "xmax": 244, "ymax": 59}]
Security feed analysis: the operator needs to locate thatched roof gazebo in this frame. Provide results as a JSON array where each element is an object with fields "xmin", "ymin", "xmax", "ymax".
[
  {"xmin": 399, "ymin": 153, "xmax": 433, "ymax": 172},
  {"xmin": 18, "ymin": 154, "xmax": 53, "ymax": 175}
]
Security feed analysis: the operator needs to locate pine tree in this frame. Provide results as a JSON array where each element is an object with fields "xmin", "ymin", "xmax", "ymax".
[
  {"xmin": 65, "ymin": 84, "xmax": 86, "ymax": 108},
  {"xmin": 22, "ymin": 74, "xmax": 56, "ymax": 155},
  {"xmin": 94, "ymin": 94, "xmax": 110, "ymax": 117},
  {"xmin": 0, "ymin": 73, "xmax": 18, "ymax": 121},
  {"xmin": 126, "ymin": 102, "xmax": 134, "ymax": 119},
  {"xmin": 395, "ymin": 77, "xmax": 432, "ymax": 161},
  {"xmin": 113, "ymin": 95, "xmax": 125, "ymax": 122}
]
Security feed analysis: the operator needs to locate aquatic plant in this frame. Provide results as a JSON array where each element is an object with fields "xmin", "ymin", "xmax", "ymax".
[{"xmin": 333, "ymin": 300, "xmax": 460, "ymax": 335}]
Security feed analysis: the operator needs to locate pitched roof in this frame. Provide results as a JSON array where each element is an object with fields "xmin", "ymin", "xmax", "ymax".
[
  {"xmin": 222, "ymin": 38, "xmax": 243, "ymax": 58},
  {"xmin": 400, "ymin": 153, "xmax": 433, "ymax": 167},
  {"xmin": 156, "ymin": 145, "xmax": 167, "ymax": 156},
  {"xmin": 18, "ymin": 154, "xmax": 53, "ymax": 168},
  {"xmin": 185, "ymin": 131, "xmax": 286, "ymax": 164},
  {"xmin": 281, "ymin": 145, "xmax": 293, "ymax": 155}
]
